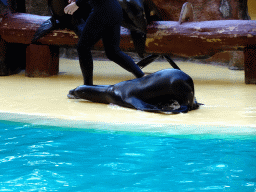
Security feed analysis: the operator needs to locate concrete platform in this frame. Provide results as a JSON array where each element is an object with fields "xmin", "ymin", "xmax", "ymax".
[{"xmin": 0, "ymin": 58, "xmax": 255, "ymax": 134}]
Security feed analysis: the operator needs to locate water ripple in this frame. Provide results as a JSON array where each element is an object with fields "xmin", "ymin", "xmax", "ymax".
[{"xmin": 0, "ymin": 121, "xmax": 256, "ymax": 191}]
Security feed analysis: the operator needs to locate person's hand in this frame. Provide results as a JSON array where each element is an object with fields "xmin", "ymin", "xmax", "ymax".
[
  {"xmin": 64, "ymin": 2, "xmax": 79, "ymax": 15},
  {"xmin": 68, "ymin": 0, "xmax": 76, "ymax": 3}
]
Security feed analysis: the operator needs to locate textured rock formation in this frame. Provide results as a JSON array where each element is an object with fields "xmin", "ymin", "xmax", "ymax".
[{"xmin": 146, "ymin": 0, "xmax": 249, "ymax": 21}]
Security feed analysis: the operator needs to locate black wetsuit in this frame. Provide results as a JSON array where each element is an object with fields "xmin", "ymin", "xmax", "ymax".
[{"xmin": 75, "ymin": 0, "xmax": 144, "ymax": 85}]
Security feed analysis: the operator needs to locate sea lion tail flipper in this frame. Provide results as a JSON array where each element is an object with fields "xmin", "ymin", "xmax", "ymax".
[
  {"xmin": 136, "ymin": 54, "xmax": 159, "ymax": 69},
  {"xmin": 31, "ymin": 17, "xmax": 56, "ymax": 43},
  {"xmin": 127, "ymin": 97, "xmax": 189, "ymax": 113},
  {"xmin": 125, "ymin": 97, "xmax": 159, "ymax": 111},
  {"xmin": 130, "ymin": 30, "xmax": 146, "ymax": 58},
  {"xmin": 163, "ymin": 105, "xmax": 189, "ymax": 114}
]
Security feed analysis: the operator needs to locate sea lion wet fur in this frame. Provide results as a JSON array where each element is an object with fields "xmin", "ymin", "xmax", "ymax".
[{"xmin": 73, "ymin": 69, "xmax": 200, "ymax": 113}]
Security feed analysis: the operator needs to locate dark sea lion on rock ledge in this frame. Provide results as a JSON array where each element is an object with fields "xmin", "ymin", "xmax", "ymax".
[{"xmin": 68, "ymin": 69, "xmax": 200, "ymax": 113}]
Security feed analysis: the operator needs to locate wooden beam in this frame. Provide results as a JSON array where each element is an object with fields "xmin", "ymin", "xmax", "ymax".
[
  {"xmin": 244, "ymin": 46, "xmax": 256, "ymax": 84},
  {"xmin": 1, "ymin": 13, "xmax": 256, "ymax": 58},
  {"xmin": 26, "ymin": 44, "xmax": 59, "ymax": 77}
]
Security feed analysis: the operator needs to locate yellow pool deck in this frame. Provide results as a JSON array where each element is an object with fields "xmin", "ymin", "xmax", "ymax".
[{"xmin": 0, "ymin": 58, "xmax": 256, "ymax": 134}]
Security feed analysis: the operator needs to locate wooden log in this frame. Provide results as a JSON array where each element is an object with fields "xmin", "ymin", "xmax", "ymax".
[
  {"xmin": 26, "ymin": 44, "xmax": 59, "ymax": 77},
  {"xmin": 244, "ymin": 46, "xmax": 256, "ymax": 84},
  {"xmin": 0, "ymin": 36, "xmax": 26, "ymax": 75},
  {"xmin": 0, "ymin": 36, "xmax": 8, "ymax": 75},
  {"xmin": 229, "ymin": 51, "xmax": 244, "ymax": 70},
  {"xmin": 144, "ymin": 20, "xmax": 256, "ymax": 58},
  {"xmin": 1, "ymin": 13, "xmax": 256, "ymax": 58}
]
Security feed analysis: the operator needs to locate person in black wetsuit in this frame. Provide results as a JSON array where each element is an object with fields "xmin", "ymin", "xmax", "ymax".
[{"xmin": 64, "ymin": 0, "xmax": 145, "ymax": 91}]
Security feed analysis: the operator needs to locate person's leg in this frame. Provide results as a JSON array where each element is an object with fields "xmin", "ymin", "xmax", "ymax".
[
  {"xmin": 102, "ymin": 25, "xmax": 144, "ymax": 78},
  {"xmin": 76, "ymin": 12, "xmax": 103, "ymax": 85}
]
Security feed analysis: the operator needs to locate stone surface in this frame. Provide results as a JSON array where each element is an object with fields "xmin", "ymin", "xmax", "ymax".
[
  {"xmin": 146, "ymin": 0, "xmax": 249, "ymax": 21},
  {"xmin": 229, "ymin": 51, "xmax": 244, "ymax": 70},
  {"xmin": 25, "ymin": 0, "xmax": 50, "ymax": 16}
]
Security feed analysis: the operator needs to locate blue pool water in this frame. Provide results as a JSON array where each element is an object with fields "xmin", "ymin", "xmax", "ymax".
[{"xmin": 0, "ymin": 119, "xmax": 256, "ymax": 192}]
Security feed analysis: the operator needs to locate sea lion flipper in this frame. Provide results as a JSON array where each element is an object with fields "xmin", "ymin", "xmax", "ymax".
[
  {"xmin": 126, "ymin": 97, "xmax": 188, "ymax": 113},
  {"xmin": 162, "ymin": 105, "xmax": 189, "ymax": 113},
  {"xmin": 126, "ymin": 96, "xmax": 192, "ymax": 113},
  {"xmin": 125, "ymin": 97, "xmax": 159, "ymax": 111},
  {"xmin": 31, "ymin": 17, "xmax": 56, "ymax": 43},
  {"xmin": 130, "ymin": 30, "xmax": 146, "ymax": 58}
]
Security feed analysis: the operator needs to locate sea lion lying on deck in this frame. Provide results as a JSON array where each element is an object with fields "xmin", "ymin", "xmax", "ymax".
[{"xmin": 68, "ymin": 69, "xmax": 200, "ymax": 113}]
